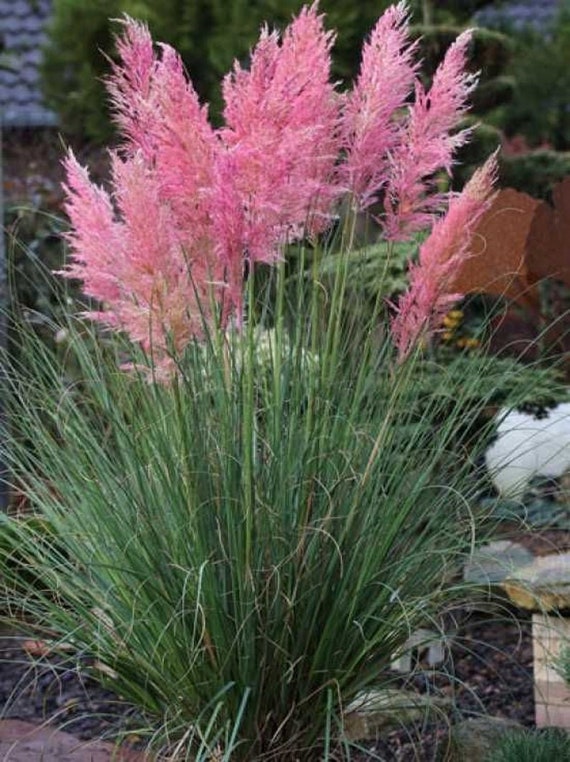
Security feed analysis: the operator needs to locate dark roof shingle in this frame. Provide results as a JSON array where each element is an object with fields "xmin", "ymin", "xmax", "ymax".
[
  {"xmin": 0, "ymin": 0, "xmax": 57, "ymax": 128},
  {"xmin": 475, "ymin": 0, "xmax": 563, "ymax": 33}
]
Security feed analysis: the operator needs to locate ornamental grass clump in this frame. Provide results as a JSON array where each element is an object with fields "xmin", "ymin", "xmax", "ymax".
[
  {"xmin": 486, "ymin": 727, "xmax": 570, "ymax": 762},
  {"xmin": 0, "ymin": 2, "xmax": 520, "ymax": 760}
]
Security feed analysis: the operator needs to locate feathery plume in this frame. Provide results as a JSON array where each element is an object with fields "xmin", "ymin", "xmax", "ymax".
[
  {"xmin": 338, "ymin": 1, "xmax": 417, "ymax": 210},
  {"xmin": 105, "ymin": 16, "xmax": 156, "ymax": 155},
  {"xmin": 62, "ymin": 8, "xmax": 342, "ymax": 374},
  {"xmin": 383, "ymin": 30, "xmax": 477, "ymax": 240},
  {"xmin": 62, "ymin": 150, "xmax": 229, "ymax": 378},
  {"xmin": 391, "ymin": 151, "xmax": 498, "ymax": 361},
  {"xmin": 62, "ymin": 151, "xmax": 123, "ymax": 310},
  {"xmin": 220, "ymin": 2, "xmax": 340, "ymax": 263},
  {"xmin": 62, "ymin": 5, "xmax": 494, "ymax": 379},
  {"xmin": 107, "ymin": 18, "xmax": 219, "ymax": 232},
  {"xmin": 62, "ymin": 18, "xmax": 239, "ymax": 375}
]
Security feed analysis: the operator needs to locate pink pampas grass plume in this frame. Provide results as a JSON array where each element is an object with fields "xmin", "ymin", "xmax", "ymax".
[
  {"xmin": 107, "ymin": 18, "xmax": 219, "ymax": 234},
  {"xmin": 220, "ymin": 2, "xmax": 340, "ymax": 263},
  {"xmin": 61, "ymin": 149, "xmax": 229, "ymax": 379},
  {"xmin": 391, "ymin": 151, "xmax": 498, "ymax": 361},
  {"xmin": 384, "ymin": 29, "xmax": 478, "ymax": 240},
  {"xmin": 61, "ymin": 151, "xmax": 123, "ymax": 311},
  {"xmin": 339, "ymin": 1, "xmax": 418, "ymax": 211}
]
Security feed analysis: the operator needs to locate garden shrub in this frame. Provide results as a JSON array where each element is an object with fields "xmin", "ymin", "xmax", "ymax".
[
  {"xmin": 457, "ymin": 119, "xmax": 502, "ymax": 185},
  {"xmin": 471, "ymin": 75, "xmax": 516, "ymax": 113},
  {"xmin": 493, "ymin": 9, "xmax": 570, "ymax": 152},
  {"xmin": 499, "ymin": 150, "xmax": 570, "ymax": 201},
  {"xmin": 487, "ymin": 727, "xmax": 570, "ymax": 762},
  {"xmin": 412, "ymin": 25, "xmax": 512, "ymax": 79}
]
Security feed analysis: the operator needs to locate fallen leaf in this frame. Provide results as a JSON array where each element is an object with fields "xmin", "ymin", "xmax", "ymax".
[{"xmin": 21, "ymin": 639, "xmax": 51, "ymax": 657}]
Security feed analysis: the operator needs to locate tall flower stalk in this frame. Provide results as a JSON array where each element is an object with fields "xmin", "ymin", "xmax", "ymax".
[
  {"xmin": 391, "ymin": 152, "xmax": 498, "ymax": 361},
  {"xmin": 382, "ymin": 29, "xmax": 478, "ymax": 240},
  {"xmin": 337, "ymin": 1, "xmax": 418, "ymax": 212}
]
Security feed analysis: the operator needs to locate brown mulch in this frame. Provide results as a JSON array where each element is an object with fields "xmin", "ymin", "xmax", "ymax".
[{"xmin": 348, "ymin": 605, "xmax": 534, "ymax": 761}]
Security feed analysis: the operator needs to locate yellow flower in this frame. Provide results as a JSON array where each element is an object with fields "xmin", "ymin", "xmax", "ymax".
[
  {"xmin": 443, "ymin": 310, "xmax": 463, "ymax": 328},
  {"xmin": 456, "ymin": 336, "xmax": 480, "ymax": 350}
]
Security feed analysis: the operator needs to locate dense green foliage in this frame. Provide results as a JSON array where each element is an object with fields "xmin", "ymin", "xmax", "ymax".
[
  {"xmin": 499, "ymin": 149, "xmax": 570, "ymax": 200},
  {"xmin": 486, "ymin": 727, "xmax": 570, "ymax": 762},
  {"xmin": 491, "ymin": 11, "xmax": 570, "ymax": 152},
  {"xmin": 413, "ymin": 25, "xmax": 512, "ymax": 79}
]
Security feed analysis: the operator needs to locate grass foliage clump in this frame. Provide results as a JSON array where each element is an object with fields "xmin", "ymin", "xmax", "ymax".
[
  {"xmin": 487, "ymin": 727, "xmax": 570, "ymax": 762},
  {"xmin": 0, "ymin": 249, "xmax": 535, "ymax": 760}
]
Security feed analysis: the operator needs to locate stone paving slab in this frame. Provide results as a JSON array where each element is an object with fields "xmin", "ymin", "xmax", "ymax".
[{"xmin": 0, "ymin": 720, "xmax": 149, "ymax": 762}]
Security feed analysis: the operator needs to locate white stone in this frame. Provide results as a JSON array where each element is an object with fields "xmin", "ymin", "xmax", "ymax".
[
  {"xmin": 485, "ymin": 403, "xmax": 570, "ymax": 499},
  {"xmin": 390, "ymin": 628, "xmax": 446, "ymax": 673},
  {"xmin": 463, "ymin": 540, "xmax": 534, "ymax": 585}
]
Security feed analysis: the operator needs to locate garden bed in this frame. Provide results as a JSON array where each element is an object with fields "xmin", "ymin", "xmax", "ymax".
[{"xmin": 0, "ymin": 124, "xmax": 563, "ymax": 761}]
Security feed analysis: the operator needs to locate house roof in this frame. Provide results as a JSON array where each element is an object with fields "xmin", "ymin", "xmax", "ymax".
[
  {"xmin": 0, "ymin": 0, "xmax": 57, "ymax": 128},
  {"xmin": 474, "ymin": 0, "xmax": 563, "ymax": 33}
]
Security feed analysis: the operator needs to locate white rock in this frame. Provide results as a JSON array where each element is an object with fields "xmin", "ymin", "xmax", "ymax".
[
  {"xmin": 390, "ymin": 628, "xmax": 447, "ymax": 673},
  {"xmin": 485, "ymin": 403, "xmax": 570, "ymax": 499}
]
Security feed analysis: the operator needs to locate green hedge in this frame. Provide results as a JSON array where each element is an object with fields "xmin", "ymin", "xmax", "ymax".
[{"xmin": 499, "ymin": 149, "xmax": 570, "ymax": 200}]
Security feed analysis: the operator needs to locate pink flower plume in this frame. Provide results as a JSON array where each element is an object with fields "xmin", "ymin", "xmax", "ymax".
[
  {"xmin": 339, "ymin": 1, "xmax": 418, "ymax": 210},
  {"xmin": 61, "ymin": 16, "xmax": 243, "ymax": 376},
  {"xmin": 62, "ymin": 150, "xmax": 230, "ymax": 378},
  {"xmin": 61, "ymin": 4, "xmax": 496, "ymax": 380},
  {"xmin": 61, "ymin": 151, "xmax": 123, "ymax": 307},
  {"xmin": 105, "ymin": 16, "xmax": 156, "ymax": 156},
  {"xmin": 220, "ymin": 2, "xmax": 340, "ymax": 263},
  {"xmin": 62, "ymin": 8, "xmax": 343, "ymax": 376},
  {"xmin": 391, "ymin": 151, "xmax": 498, "ymax": 362},
  {"xmin": 107, "ymin": 18, "xmax": 219, "ymax": 231},
  {"xmin": 383, "ymin": 29, "xmax": 478, "ymax": 240}
]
